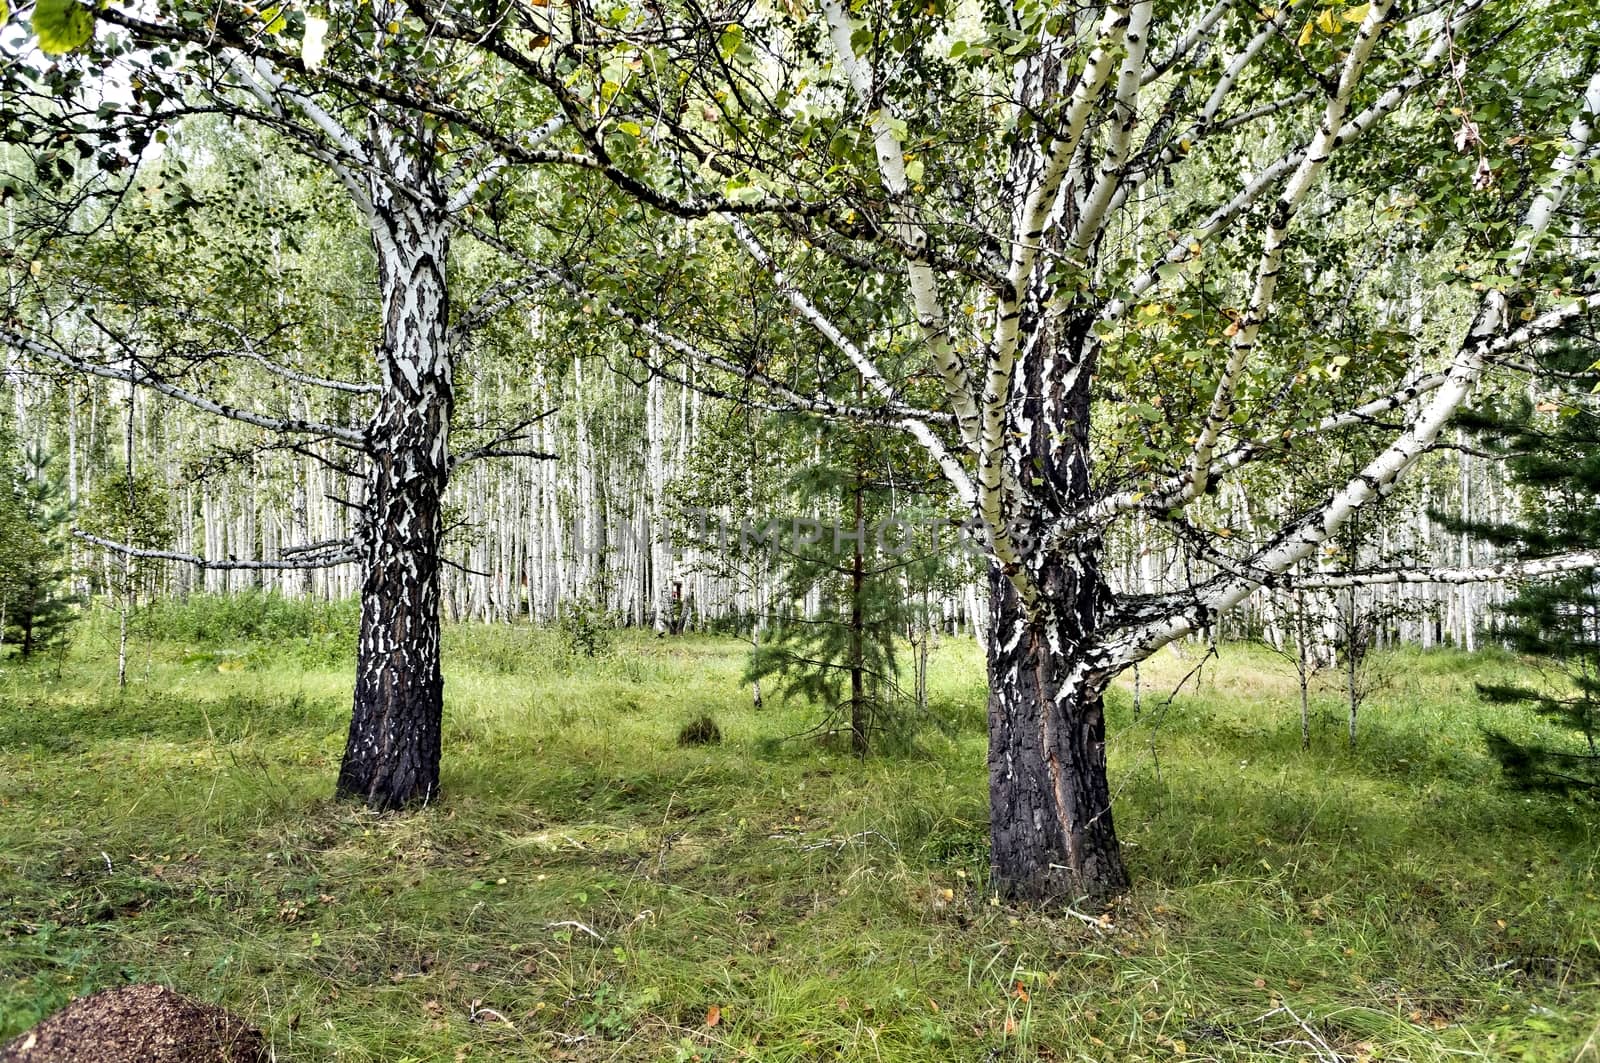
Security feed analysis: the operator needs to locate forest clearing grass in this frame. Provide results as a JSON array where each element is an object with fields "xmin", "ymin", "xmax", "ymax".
[{"xmin": 1, "ymin": 609, "xmax": 1598, "ymax": 1061}]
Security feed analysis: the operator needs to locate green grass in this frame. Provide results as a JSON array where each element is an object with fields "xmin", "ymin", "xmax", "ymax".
[{"xmin": 2, "ymin": 608, "xmax": 1598, "ymax": 1061}]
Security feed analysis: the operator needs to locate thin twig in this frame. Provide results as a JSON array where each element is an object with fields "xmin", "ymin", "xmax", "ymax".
[
  {"xmin": 546, "ymin": 920, "xmax": 605, "ymax": 942},
  {"xmin": 791, "ymin": 830, "xmax": 899, "ymax": 852},
  {"xmin": 1256, "ymin": 1002, "xmax": 1345, "ymax": 1062}
]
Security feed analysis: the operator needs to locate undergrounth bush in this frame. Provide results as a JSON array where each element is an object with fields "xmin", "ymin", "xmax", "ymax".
[
  {"xmin": 676, "ymin": 713, "xmax": 722, "ymax": 745},
  {"xmin": 138, "ymin": 590, "xmax": 358, "ymax": 645}
]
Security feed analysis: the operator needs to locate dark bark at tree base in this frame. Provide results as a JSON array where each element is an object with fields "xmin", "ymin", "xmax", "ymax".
[
  {"xmin": 334, "ymin": 488, "xmax": 446, "ymax": 810},
  {"xmin": 334, "ymin": 389, "xmax": 449, "ymax": 810},
  {"xmin": 986, "ymin": 562, "xmax": 1130, "ymax": 903},
  {"xmin": 335, "ymin": 597, "xmax": 444, "ymax": 810}
]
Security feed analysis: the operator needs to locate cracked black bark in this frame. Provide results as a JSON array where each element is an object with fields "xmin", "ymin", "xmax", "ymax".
[
  {"xmin": 986, "ymin": 315, "xmax": 1130, "ymax": 902},
  {"xmin": 336, "ymin": 187, "xmax": 452, "ymax": 812}
]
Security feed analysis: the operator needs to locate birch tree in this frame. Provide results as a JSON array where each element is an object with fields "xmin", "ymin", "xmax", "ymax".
[
  {"xmin": 1, "ymin": 0, "xmax": 561, "ymax": 808},
  {"xmin": 404, "ymin": 0, "xmax": 1600, "ymax": 899},
  {"xmin": 8, "ymin": 0, "xmax": 1600, "ymax": 903}
]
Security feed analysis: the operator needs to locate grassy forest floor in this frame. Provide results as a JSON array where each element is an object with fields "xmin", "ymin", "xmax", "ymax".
[{"xmin": 1, "ymin": 600, "xmax": 1598, "ymax": 1061}]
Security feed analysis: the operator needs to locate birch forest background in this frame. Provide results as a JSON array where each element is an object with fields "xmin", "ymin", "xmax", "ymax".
[
  {"xmin": 3, "ymin": 0, "xmax": 1600, "ymax": 1059},
  {"xmin": 1, "ymin": 334, "xmax": 1537, "ymax": 643}
]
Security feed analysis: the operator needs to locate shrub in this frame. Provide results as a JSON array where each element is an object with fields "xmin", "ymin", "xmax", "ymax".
[
  {"xmin": 139, "ymin": 590, "xmax": 358, "ymax": 644},
  {"xmin": 676, "ymin": 714, "xmax": 722, "ymax": 746},
  {"xmin": 555, "ymin": 598, "xmax": 618, "ymax": 658}
]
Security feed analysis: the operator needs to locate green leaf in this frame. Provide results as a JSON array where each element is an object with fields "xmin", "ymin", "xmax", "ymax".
[
  {"xmin": 718, "ymin": 23, "xmax": 744, "ymax": 63},
  {"xmin": 722, "ymin": 178, "xmax": 764, "ymax": 205},
  {"xmin": 32, "ymin": 0, "xmax": 94, "ymax": 55},
  {"xmin": 260, "ymin": 4, "xmax": 287, "ymax": 34},
  {"xmin": 903, "ymin": 157, "xmax": 924, "ymax": 184},
  {"xmin": 0, "ymin": 1, "xmax": 10, "ymax": 26},
  {"xmin": 616, "ymin": 120, "xmax": 642, "ymax": 137}
]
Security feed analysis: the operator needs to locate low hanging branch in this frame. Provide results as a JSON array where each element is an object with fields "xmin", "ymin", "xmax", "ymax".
[
  {"xmin": 448, "ymin": 408, "xmax": 562, "ymax": 471},
  {"xmin": 74, "ymin": 531, "xmax": 359, "ymax": 571},
  {"xmin": 1281, "ymin": 552, "xmax": 1600, "ymax": 590},
  {"xmin": 0, "ymin": 327, "xmax": 368, "ymax": 449},
  {"xmin": 450, "ymin": 444, "xmax": 560, "ymax": 468},
  {"xmin": 455, "ymin": 218, "xmax": 961, "ymax": 432}
]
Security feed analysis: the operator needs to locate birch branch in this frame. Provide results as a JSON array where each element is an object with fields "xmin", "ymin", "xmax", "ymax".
[
  {"xmin": 1141, "ymin": 0, "xmax": 1233, "ymax": 86},
  {"xmin": 725, "ymin": 217, "xmax": 979, "ymax": 511},
  {"xmin": 975, "ymin": 2, "xmax": 1131, "ymax": 578},
  {"xmin": 1184, "ymin": 0, "xmax": 1395, "ymax": 496},
  {"xmin": 450, "ymin": 409, "xmax": 561, "ymax": 470},
  {"xmin": 192, "ymin": 316, "xmax": 378, "ymax": 395},
  {"xmin": 457, "ymin": 220, "xmax": 957, "ymax": 431},
  {"xmin": 820, "ymin": 0, "xmax": 980, "ymax": 444},
  {"xmin": 1055, "ymin": 372, "xmax": 1453, "ymax": 542},
  {"xmin": 0, "ymin": 327, "xmax": 368, "ymax": 448},
  {"xmin": 1070, "ymin": 1, "xmax": 1154, "ymax": 251},
  {"xmin": 1104, "ymin": 288, "xmax": 1600, "ymax": 657},
  {"xmin": 1283, "ymin": 553, "xmax": 1600, "ymax": 589},
  {"xmin": 1101, "ymin": 68, "xmax": 1600, "ymax": 667},
  {"xmin": 1060, "ymin": 287, "xmax": 1600, "ymax": 546},
  {"xmin": 451, "ymin": 274, "xmax": 558, "ymax": 343},
  {"xmin": 1101, "ymin": 0, "xmax": 1486, "ymax": 327},
  {"xmin": 451, "ymin": 446, "xmax": 559, "ymax": 466},
  {"xmin": 228, "ymin": 56, "xmax": 377, "ymax": 220},
  {"xmin": 1215, "ymin": 87, "xmax": 1319, "ymax": 132},
  {"xmin": 1108, "ymin": 0, "xmax": 1305, "ymax": 217},
  {"xmin": 446, "ymin": 115, "xmax": 566, "ymax": 214},
  {"xmin": 75, "ymin": 531, "xmax": 359, "ymax": 570},
  {"xmin": 226, "ymin": 348, "xmax": 379, "ymax": 395}
]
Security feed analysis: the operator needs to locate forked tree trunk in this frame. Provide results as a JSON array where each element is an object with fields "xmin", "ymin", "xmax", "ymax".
[
  {"xmin": 985, "ymin": 309, "xmax": 1130, "ymax": 902},
  {"xmin": 335, "ymin": 184, "xmax": 453, "ymax": 811},
  {"xmin": 986, "ymin": 554, "xmax": 1130, "ymax": 902}
]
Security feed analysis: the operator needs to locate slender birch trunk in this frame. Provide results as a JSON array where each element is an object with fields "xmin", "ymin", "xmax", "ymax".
[
  {"xmin": 1346, "ymin": 587, "xmax": 1359, "ymax": 749},
  {"xmin": 117, "ymin": 378, "xmax": 133, "ymax": 690},
  {"xmin": 848, "ymin": 452, "xmax": 867, "ymax": 756}
]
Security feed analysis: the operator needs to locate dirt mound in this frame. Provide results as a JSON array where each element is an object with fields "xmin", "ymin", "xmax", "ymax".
[{"xmin": 2, "ymin": 984, "xmax": 265, "ymax": 1063}]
